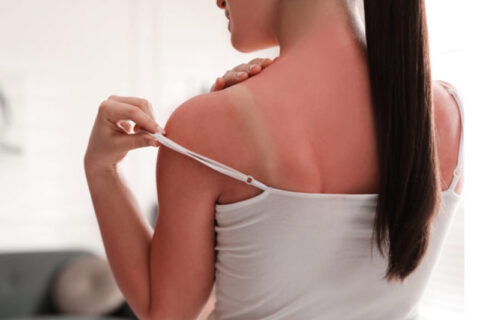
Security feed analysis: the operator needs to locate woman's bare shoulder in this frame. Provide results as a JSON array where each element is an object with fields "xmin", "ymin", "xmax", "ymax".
[{"xmin": 163, "ymin": 87, "xmax": 260, "ymax": 171}]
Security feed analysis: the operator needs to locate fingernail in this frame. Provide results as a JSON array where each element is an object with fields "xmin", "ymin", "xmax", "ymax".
[
  {"xmin": 249, "ymin": 65, "xmax": 255, "ymax": 71},
  {"xmin": 155, "ymin": 125, "xmax": 163, "ymax": 133}
]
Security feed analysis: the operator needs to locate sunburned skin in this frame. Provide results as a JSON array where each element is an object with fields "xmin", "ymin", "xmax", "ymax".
[
  {"xmin": 214, "ymin": 21, "xmax": 381, "ymax": 201},
  {"xmin": 210, "ymin": 0, "xmax": 462, "ymax": 204},
  {"xmin": 215, "ymin": 47, "xmax": 460, "ymax": 206}
]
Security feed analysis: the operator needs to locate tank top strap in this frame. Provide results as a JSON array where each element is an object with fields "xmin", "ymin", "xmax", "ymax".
[
  {"xmin": 148, "ymin": 132, "xmax": 270, "ymax": 191},
  {"xmin": 438, "ymin": 80, "xmax": 465, "ymax": 193}
]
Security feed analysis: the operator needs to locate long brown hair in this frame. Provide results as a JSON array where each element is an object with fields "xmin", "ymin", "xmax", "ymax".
[{"xmin": 363, "ymin": 0, "xmax": 441, "ymax": 282}]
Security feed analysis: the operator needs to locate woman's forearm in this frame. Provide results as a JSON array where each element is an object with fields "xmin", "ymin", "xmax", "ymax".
[{"xmin": 84, "ymin": 162, "xmax": 153, "ymax": 320}]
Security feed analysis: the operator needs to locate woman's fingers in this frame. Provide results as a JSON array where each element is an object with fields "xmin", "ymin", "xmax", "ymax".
[
  {"xmin": 84, "ymin": 96, "xmax": 164, "ymax": 169},
  {"xmin": 233, "ymin": 60, "xmax": 262, "ymax": 75},
  {"xmin": 222, "ymin": 69, "xmax": 248, "ymax": 87},
  {"xmin": 232, "ymin": 63, "xmax": 250, "ymax": 73},
  {"xmin": 226, "ymin": 58, "xmax": 273, "ymax": 84},
  {"xmin": 210, "ymin": 57, "xmax": 276, "ymax": 92},
  {"xmin": 113, "ymin": 131, "xmax": 161, "ymax": 152},
  {"xmin": 117, "ymin": 119, "xmax": 135, "ymax": 133},
  {"xmin": 261, "ymin": 58, "xmax": 274, "ymax": 67},
  {"xmin": 246, "ymin": 58, "xmax": 273, "ymax": 72},
  {"xmin": 107, "ymin": 95, "xmax": 156, "ymax": 120},
  {"xmin": 100, "ymin": 99, "xmax": 163, "ymax": 134},
  {"xmin": 210, "ymin": 77, "xmax": 226, "ymax": 92},
  {"xmin": 106, "ymin": 95, "xmax": 160, "ymax": 133},
  {"xmin": 245, "ymin": 58, "xmax": 273, "ymax": 71}
]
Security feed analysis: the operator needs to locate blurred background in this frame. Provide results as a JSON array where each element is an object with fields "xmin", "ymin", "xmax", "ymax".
[{"xmin": 0, "ymin": 0, "xmax": 478, "ymax": 319}]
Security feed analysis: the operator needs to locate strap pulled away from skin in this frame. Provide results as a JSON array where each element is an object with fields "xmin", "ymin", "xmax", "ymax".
[{"xmin": 149, "ymin": 132, "xmax": 269, "ymax": 191}]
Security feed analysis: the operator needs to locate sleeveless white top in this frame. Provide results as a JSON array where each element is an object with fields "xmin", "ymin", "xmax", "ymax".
[{"xmin": 149, "ymin": 81, "xmax": 464, "ymax": 320}]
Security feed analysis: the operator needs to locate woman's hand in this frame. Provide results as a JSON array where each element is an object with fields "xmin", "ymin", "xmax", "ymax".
[
  {"xmin": 84, "ymin": 95, "xmax": 166, "ymax": 171},
  {"xmin": 210, "ymin": 57, "xmax": 276, "ymax": 92}
]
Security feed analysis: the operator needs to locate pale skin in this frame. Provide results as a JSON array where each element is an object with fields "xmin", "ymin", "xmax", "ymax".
[{"xmin": 84, "ymin": 0, "xmax": 464, "ymax": 319}]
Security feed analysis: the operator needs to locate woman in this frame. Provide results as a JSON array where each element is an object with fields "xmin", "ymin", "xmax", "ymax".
[{"xmin": 84, "ymin": 0, "xmax": 464, "ymax": 319}]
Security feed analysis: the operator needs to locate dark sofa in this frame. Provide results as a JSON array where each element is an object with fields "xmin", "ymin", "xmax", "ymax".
[{"xmin": 0, "ymin": 249, "xmax": 137, "ymax": 319}]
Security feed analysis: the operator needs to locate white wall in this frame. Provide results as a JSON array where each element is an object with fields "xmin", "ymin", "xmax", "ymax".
[{"xmin": 0, "ymin": 0, "xmax": 132, "ymax": 255}]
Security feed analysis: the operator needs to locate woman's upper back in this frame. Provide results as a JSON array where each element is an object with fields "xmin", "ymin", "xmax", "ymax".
[{"xmin": 211, "ymin": 60, "xmax": 463, "ymax": 205}]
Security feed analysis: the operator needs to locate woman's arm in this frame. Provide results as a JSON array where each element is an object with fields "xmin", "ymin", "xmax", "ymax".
[
  {"xmin": 84, "ymin": 58, "xmax": 274, "ymax": 319},
  {"xmin": 84, "ymin": 96, "xmax": 165, "ymax": 320},
  {"xmin": 84, "ymin": 164, "xmax": 154, "ymax": 319},
  {"xmin": 85, "ymin": 96, "xmax": 223, "ymax": 320}
]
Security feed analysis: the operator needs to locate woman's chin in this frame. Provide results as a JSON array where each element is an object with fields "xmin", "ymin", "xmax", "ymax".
[
  {"xmin": 230, "ymin": 37, "xmax": 274, "ymax": 53},
  {"xmin": 231, "ymin": 39, "xmax": 251, "ymax": 53},
  {"xmin": 228, "ymin": 25, "xmax": 277, "ymax": 53},
  {"xmin": 230, "ymin": 33, "xmax": 253, "ymax": 52}
]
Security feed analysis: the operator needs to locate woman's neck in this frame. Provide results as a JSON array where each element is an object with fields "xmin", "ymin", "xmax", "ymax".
[
  {"xmin": 240, "ymin": 0, "xmax": 370, "ymax": 107},
  {"xmin": 273, "ymin": 0, "xmax": 366, "ymax": 64}
]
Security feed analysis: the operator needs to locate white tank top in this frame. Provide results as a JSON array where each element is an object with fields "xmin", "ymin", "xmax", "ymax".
[{"xmin": 149, "ymin": 81, "xmax": 464, "ymax": 320}]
